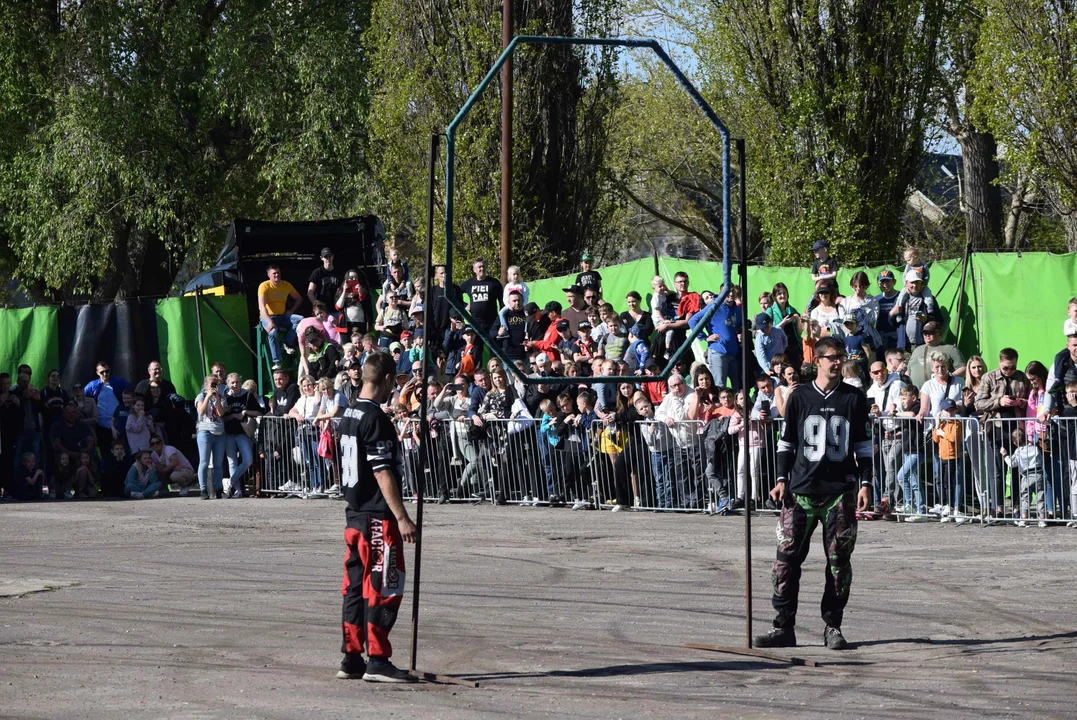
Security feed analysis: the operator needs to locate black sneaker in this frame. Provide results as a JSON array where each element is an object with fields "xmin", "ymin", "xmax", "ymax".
[
  {"xmin": 200, "ymin": 490, "xmax": 210, "ymax": 500},
  {"xmin": 754, "ymin": 626, "xmax": 797, "ymax": 648},
  {"xmin": 362, "ymin": 660, "xmax": 417, "ymax": 683},
  {"xmin": 437, "ymin": 491, "xmax": 449, "ymax": 505},
  {"xmin": 495, "ymin": 492, "xmax": 506, "ymax": 506},
  {"xmin": 823, "ymin": 625, "xmax": 848, "ymax": 650},
  {"xmin": 336, "ymin": 654, "xmax": 367, "ymax": 679}
]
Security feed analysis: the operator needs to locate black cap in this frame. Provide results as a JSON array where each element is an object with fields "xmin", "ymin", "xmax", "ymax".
[
  {"xmin": 556, "ymin": 319, "xmax": 570, "ymax": 331},
  {"xmin": 320, "ymin": 247, "xmax": 334, "ymax": 258},
  {"xmin": 544, "ymin": 300, "xmax": 563, "ymax": 314},
  {"xmin": 342, "ymin": 359, "xmax": 360, "ymax": 370},
  {"xmin": 578, "ymin": 321, "xmax": 592, "ymax": 331},
  {"xmin": 524, "ymin": 302, "xmax": 540, "ymax": 314},
  {"xmin": 562, "ymin": 284, "xmax": 583, "ymax": 295},
  {"xmin": 304, "ymin": 326, "xmax": 322, "ymax": 338}
]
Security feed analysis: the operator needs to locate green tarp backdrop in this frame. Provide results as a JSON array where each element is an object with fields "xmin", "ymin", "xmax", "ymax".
[
  {"xmin": 527, "ymin": 252, "xmax": 1064, "ymax": 369},
  {"xmin": 0, "ymin": 253, "xmax": 1067, "ymax": 392}
]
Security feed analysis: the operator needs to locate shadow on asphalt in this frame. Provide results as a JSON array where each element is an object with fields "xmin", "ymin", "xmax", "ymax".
[
  {"xmin": 461, "ymin": 659, "xmax": 784, "ymax": 682},
  {"xmin": 851, "ymin": 630, "xmax": 1077, "ymax": 649}
]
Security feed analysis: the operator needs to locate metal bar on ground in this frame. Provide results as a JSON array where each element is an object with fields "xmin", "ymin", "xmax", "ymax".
[{"xmin": 683, "ymin": 643, "xmax": 816, "ymax": 668}]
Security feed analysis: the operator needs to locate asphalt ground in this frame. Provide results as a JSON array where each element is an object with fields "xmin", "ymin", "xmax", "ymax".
[{"xmin": 2, "ymin": 498, "xmax": 1076, "ymax": 719}]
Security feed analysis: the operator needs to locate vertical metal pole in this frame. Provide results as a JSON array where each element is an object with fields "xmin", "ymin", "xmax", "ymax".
[
  {"xmin": 194, "ymin": 288, "xmax": 209, "ymax": 377},
  {"xmin": 500, "ymin": 1, "xmax": 513, "ymax": 284},
  {"xmin": 737, "ymin": 138, "xmax": 753, "ymax": 649},
  {"xmin": 410, "ymin": 133, "xmax": 439, "ymax": 672}
]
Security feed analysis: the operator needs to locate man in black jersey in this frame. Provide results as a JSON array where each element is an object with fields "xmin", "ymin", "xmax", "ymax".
[
  {"xmin": 459, "ymin": 258, "xmax": 504, "ymax": 335},
  {"xmin": 336, "ymin": 352, "xmax": 418, "ymax": 683},
  {"xmin": 755, "ymin": 336, "xmax": 873, "ymax": 651}
]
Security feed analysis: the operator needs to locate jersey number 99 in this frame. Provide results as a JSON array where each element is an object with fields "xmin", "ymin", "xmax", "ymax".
[{"xmin": 802, "ymin": 415, "xmax": 849, "ymax": 462}]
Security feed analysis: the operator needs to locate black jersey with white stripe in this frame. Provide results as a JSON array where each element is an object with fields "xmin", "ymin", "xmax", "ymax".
[
  {"xmin": 776, "ymin": 381, "xmax": 872, "ymax": 496},
  {"xmin": 340, "ymin": 398, "xmax": 404, "ymax": 520}
]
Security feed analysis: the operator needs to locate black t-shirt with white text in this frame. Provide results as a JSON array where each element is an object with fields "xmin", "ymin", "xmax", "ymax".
[
  {"xmin": 309, "ymin": 266, "xmax": 342, "ymax": 307},
  {"xmin": 460, "ymin": 277, "xmax": 504, "ymax": 328},
  {"xmin": 501, "ymin": 308, "xmax": 528, "ymax": 358},
  {"xmin": 576, "ymin": 270, "xmax": 602, "ymax": 291},
  {"xmin": 223, "ymin": 389, "xmax": 261, "ymax": 435},
  {"xmin": 340, "ymin": 398, "xmax": 405, "ymax": 520}
]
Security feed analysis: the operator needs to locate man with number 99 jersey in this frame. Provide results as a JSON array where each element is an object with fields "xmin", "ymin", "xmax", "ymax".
[
  {"xmin": 335, "ymin": 351, "xmax": 418, "ymax": 683},
  {"xmin": 755, "ymin": 336, "xmax": 873, "ymax": 651}
]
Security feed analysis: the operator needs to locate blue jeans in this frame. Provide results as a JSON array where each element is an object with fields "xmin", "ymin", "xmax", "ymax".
[
  {"xmin": 224, "ymin": 433, "xmax": 254, "ymax": 490},
  {"xmin": 706, "ymin": 349, "xmax": 740, "ymax": 391},
  {"xmin": 650, "ymin": 451, "xmax": 672, "ymax": 509},
  {"xmin": 196, "ymin": 431, "xmax": 226, "ymax": 492},
  {"xmin": 297, "ymin": 425, "xmax": 326, "ymax": 491},
  {"xmin": 261, "ymin": 314, "xmax": 303, "ymax": 364},
  {"xmin": 897, "ymin": 452, "xmax": 924, "ymax": 512},
  {"xmin": 125, "ymin": 479, "xmax": 163, "ymax": 498},
  {"xmin": 14, "ymin": 430, "xmax": 41, "ymax": 472},
  {"xmin": 936, "ymin": 458, "xmax": 964, "ymax": 509},
  {"xmin": 536, "ymin": 432, "xmax": 555, "ymax": 496}
]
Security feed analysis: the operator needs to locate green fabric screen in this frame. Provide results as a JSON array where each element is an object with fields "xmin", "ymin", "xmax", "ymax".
[
  {"xmin": 0, "ymin": 306, "xmax": 59, "ymax": 380},
  {"xmin": 973, "ymin": 253, "xmax": 1077, "ymax": 370},
  {"xmin": 154, "ymin": 295, "xmax": 255, "ymax": 398}
]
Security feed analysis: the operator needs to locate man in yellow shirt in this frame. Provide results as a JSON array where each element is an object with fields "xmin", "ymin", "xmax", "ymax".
[{"xmin": 258, "ymin": 265, "xmax": 304, "ymax": 370}]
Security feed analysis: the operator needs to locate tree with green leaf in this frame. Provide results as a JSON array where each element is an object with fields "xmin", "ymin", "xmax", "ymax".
[
  {"xmin": 0, "ymin": 0, "xmax": 374, "ymax": 300},
  {"xmin": 973, "ymin": 0, "xmax": 1077, "ymax": 250}
]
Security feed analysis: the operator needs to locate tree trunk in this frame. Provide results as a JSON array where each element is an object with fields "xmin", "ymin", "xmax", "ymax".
[
  {"xmin": 1004, "ymin": 169, "xmax": 1032, "ymax": 248},
  {"xmin": 960, "ymin": 127, "xmax": 1003, "ymax": 248},
  {"xmin": 1064, "ymin": 213, "xmax": 1077, "ymax": 253}
]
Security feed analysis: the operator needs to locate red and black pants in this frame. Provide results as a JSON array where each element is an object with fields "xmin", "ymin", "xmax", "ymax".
[{"xmin": 341, "ymin": 514, "xmax": 405, "ymax": 661}]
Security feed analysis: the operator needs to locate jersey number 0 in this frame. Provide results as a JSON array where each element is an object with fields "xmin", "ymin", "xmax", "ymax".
[
  {"xmin": 340, "ymin": 435, "xmax": 359, "ymax": 488},
  {"xmin": 802, "ymin": 415, "xmax": 850, "ymax": 462}
]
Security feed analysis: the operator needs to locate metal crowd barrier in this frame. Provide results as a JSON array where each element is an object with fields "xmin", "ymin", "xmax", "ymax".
[
  {"xmin": 257, "ymin": 416, "xmax": 341, "ymax": 497},
  {"xmin": 868, "ymin": 413, "xmax": 1077, "ymax": 526},
  {"xmin": 248, "ymin": 405, "xmax": 1077, "ymax": 527}
]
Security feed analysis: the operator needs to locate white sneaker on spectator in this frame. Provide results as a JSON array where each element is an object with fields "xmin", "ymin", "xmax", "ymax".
[
  {"xmin": 940, "ymin": 515, "xmax": 952, "ymax": 523},
  {"xmin": 940, "ymin": 505, "xmax": 952, "ymax": 517},
  {"xmin": 571, "ymin": 499, "xmax": 589, "ymax": 511},
  {"xmin": 929, "ymin": 504, "xmax": 943, "ymax": 515},
  {"xmin": 283, "ymin": 344, "xmax": 296, "ymax": 355},
  {"xmin": 326, "ymin": 484, "xmax": 341, "ymax": 496},
  {"xmin": 633, "ymin": 496, "xmax": 641, "ymax": 508},
  {"xmin": 279, "ymin": 481, "xmax": 299, "ymax": 492},
  {"xmin": 271, "ymin": 363, "xmax": 282, "ymax": 371},
  {"xmin": 705, "ymin": 501, "xmax": 717, "ymax": 515},
  {"xmin": 1038, "ymin": 520, "xmax": 1048, "ymax": 528},
  {"xmin": 521, "ymin": 494, "xmax": 533, "ymax": 505},
  {"xmin": 904, "ymin": 514, "xmax": 930, "ymax": 523},
  {"xmin": 611, "ymin": 504, "xmax": 626, "ymax": 512},
  {"xmin": 1067, "ymin": 520, "xmax": 1077, "ymax": 528},
  {"xmin": 953, "ymin": 513, "xmax": 970, "ymax": 525},
  {"xmin": 1015, "ymin": 519, "xmax": 1028, "ymax": 528}
]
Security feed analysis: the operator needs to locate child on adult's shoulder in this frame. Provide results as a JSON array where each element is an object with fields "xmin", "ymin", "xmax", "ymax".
[{"xmin": 1065, "ymin": 297, "xmax": 1077, "ymax": 337}]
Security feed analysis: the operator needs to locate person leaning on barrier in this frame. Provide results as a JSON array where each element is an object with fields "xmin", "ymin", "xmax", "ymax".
[
  {"xmin": 974, "ymin": 348, "xmax": 1030, "ymax": 521},
  {"xmin": 1055, "ymin": 381, "xmax": 1077, "ymax": 527},
  {"xmin": 1043, "ymin": 335, "xmax": 1077, "ymax": 416},
  {"xmin": 867, "ymin": 360, "xmax": 904, "ymax": 518}
]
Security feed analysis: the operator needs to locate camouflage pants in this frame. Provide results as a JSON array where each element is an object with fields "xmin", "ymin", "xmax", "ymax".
[{"xmin": 771, "ymin": 491, "xmax": 858, "ymax": 630}]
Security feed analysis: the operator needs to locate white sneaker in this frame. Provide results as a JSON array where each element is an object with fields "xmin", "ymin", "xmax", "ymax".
[
  {"xmin": 283, "ymin": 344, "xmax": 296, "ymax": 355},
  {"xmin": 279, "ymin": 481, "xmax": 299, "ymax": 492},
  {"xmin": 954, "ymin": 513, "xmax": 970, "ymax": 526},
  {"xmin": 571, "ymin": 499, "xmax": 589, "ymax": 511},
  {"xmin": 929, "ymin": 504, "xmax": 943, "ymax": 515},
  {"xmin": 521, "ymin": 494, "xmax": 533, "ymax": 504},
  {"xmin": 705, "ymin": 501, "xmax": 717, "ymax": 515},
  {"xmin": 1038, "ymin": 520, "xmax": 1048, "ymax": 528},
  {"xmin": 1066, "ymin": 520, "xmax": 1077, "ymax": 528},
  {"xmin": 1016, "ymin": 519, "xmax": 1028, "ymax": 528},
  {"xmin": 904, "ymin": 514, "xmax": 930, "ymax": 523},
  {"xmin": 326, "ymin": 484, "xmax": 341, "ymax": 496},
  {"xmin": 633, "ymin": 496, "xmax": 641, "ymax": 508},
  {"xmin": 611, "ymin": 504, "xmax": 625, "ymax": 512},
  {"xmin": 178, "ymin": 487, "xmax": 189, "ymax": 497},
  {"xmin": 940, "ymin": 515, "xmax": 952, "ymax": 523},
  {"xmin": 940, "ymin": 505, "xmax": 952, "ymax": 517}
]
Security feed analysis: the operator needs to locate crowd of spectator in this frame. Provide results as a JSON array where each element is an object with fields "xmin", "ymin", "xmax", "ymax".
[{"xmin": 4, "ymin": 241, "xmax": 1077, "ymax": 529}]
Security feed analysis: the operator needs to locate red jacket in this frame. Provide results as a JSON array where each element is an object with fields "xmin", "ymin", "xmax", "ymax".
[{"xmin": 533, "ymin": 321, "xmax": 562, "ymax": 361}]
